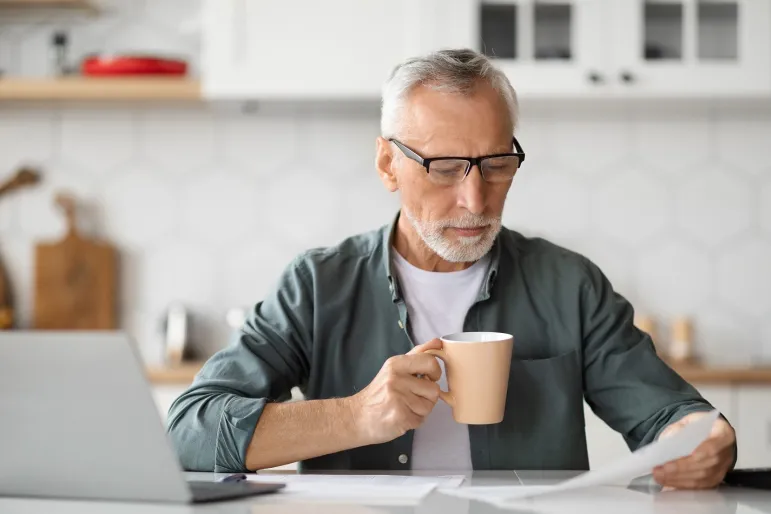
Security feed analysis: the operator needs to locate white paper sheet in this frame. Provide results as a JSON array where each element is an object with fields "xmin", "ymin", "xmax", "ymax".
[
  {"xmin": 445, "ymin": 485, "xmax": 655, "ymax": 512},
  {"xmin": 245, "ymin": 474, "xmax": 463, "ymax": 505},
  {"xmin": 261, "ymin": 483, "xmax": 436, "ymax": 505},
  {"xmin": 247, "ymin": 473, "xmax": 464, "ymax": 488},
  {"xmin": 442, "ymin": 409, "xmax": 720, "ymax": 505}
]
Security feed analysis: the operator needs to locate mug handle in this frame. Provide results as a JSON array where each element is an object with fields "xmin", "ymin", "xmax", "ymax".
[{"xmin": 424, "ymin": 349, "xmax": 455, "ymax": 407}]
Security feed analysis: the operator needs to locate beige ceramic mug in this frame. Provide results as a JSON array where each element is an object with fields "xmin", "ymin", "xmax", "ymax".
[{"xmin": 426, "ymin": 332, "xmax": 514, "ymax": 424}]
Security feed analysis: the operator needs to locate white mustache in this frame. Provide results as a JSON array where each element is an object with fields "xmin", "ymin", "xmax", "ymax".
[{"xmin": 431, "ymin": 214, "xmax": 500, "ymax": 230}]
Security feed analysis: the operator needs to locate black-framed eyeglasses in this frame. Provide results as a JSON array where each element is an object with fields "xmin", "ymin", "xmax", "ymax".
[{"xmin": 388, "ymin": 137, "xmax": 526, "ymax": 186}]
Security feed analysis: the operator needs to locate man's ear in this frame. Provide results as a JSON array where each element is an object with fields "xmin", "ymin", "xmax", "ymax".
[{"xmin": 376, "ymin": 136, "xmax": 399, "ymax": 192}]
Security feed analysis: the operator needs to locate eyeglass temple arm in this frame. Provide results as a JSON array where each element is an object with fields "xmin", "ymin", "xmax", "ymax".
[
  {"xmin": 389, "ymin": 139, "xmax": 426, "ymax": 167},
  {"xmin": 513, "ymin": 136, "xmax": 525, "ymax": 162}
]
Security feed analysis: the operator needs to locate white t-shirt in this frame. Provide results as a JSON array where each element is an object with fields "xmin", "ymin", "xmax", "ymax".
[{"xmin": 391, "ymin": 248, "xmax": 490, "ymax": 470}]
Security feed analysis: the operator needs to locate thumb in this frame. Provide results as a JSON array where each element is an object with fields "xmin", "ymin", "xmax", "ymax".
[{"xmin": 408, "ymin": 338, "xmax": 443, "ymax": 355}]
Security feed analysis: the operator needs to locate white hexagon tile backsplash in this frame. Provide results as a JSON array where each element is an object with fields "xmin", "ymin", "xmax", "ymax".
[
  {"xmin": 2, "ymin": 103, "xmax": 771, "ymax": 363},
  {"xmin": 59, "ymin": 109, "xmax": 136, "ymax": 176},
  {"xmin": 503, "ymin": 166, "xmax": 591, "ymax": 242},
  {"xmin": 716, "ymin": 240, "xmax": 771, "ymax": 320},
  {"xmin": 761, "ymin": 182, "xmax": 771, "ymax": 236},
  {"xmin": 0, "ymin": 108, "xmax": 54, "ymax": 173},
  {"xmin": 632, "ymin": 115, "xmax": 712, "ymax": 177},
  {"xmin": 1, "ymin": 2, "xmax": 771, "ymax": 364},
  {"xmin": 590, "ymin": 167, "xmax": 671, "ymax": 246},
  {"xmin": 635, "ymin": 241, "xmax": 713, "ymax": 317},
  {"xmin": 676, "ymin": 166, "xmax": 754, "ymax": 248},
  {"xmin": 715, "ymin": 117, "xmax": 771, "ymax": 176}
]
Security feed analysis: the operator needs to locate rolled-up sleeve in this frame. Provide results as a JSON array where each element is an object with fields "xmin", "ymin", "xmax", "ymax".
[
  {"xmin": 166, "ymin": 256, "xmax": 313, "ymax": 472},
  {"xmin": 579, "ymin": 259, "xmax": 718, "ymax": 451}
]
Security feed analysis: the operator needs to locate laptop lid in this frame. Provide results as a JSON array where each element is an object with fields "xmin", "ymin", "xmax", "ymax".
[{"xmin": 0, "ymin": 332, "xmax": 192, "ymax": 503}]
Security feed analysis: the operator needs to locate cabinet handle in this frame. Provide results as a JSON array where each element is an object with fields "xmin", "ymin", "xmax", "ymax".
[
  {"xmin": 620, "ymin": 71, "xmax": 635, "ymax": 84},
  {"xmin": 587, "ymin": 71, "xmax": 604, "ymax": 84}
]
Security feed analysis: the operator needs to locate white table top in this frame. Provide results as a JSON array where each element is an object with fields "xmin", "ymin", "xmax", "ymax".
[{"xmin": 1, "ymin": 470, "xmax": 769, "ymax": 513}]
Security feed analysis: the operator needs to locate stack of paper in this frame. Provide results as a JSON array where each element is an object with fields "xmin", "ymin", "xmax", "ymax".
[{"xmin": 441, "ymin": 410, "xmax": 720, "ymax": 508}]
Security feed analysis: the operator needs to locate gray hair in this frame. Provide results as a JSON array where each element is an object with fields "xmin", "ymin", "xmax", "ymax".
[{"xmin": 380, "ymin": 48, "xmax": 518, "ymax": 139}]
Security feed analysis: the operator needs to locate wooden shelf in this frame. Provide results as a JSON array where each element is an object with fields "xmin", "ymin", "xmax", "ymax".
[
  {"xmin": 668, "ymin": 362, "xmax": 771, "ymax": 385},
  {"xmin": 0, "ymin": 77, "xmax": 201, "ymax": 101},
  {"xmin": 0, "ymin": 0, "xmax": 97, "ymax": 13},
  {"xmin": 146, "ymin": 362, "xmax": 204, "ymax": 385}
]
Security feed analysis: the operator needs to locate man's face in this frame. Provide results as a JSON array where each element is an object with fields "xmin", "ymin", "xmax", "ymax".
[{"xmin": 377, "ymin": 81, "xmax": 515, "ymax": 263}]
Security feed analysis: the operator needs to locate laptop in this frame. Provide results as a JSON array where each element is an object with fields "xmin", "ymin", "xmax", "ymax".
[
  {"xmin": 723, "ymin": 468, "xmax": 771, "ymax": 490},
  {"xmin": 0, "ymin": 332, "xmax": 284, "ymax": 503}
]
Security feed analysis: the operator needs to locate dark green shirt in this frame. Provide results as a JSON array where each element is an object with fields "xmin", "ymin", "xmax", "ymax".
[{"xmin": 167, "ymin": 214, "xmax": 715, "ymax": 472}]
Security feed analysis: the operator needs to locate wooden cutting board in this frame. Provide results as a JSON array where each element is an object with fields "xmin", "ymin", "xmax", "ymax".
[
  {"xmin": 33, "ymin": 193, "xmax": 118, "ymax": 330},
  {"xmin": 0, "ymin": 167, "xmax": 42, "ymax": 329}
]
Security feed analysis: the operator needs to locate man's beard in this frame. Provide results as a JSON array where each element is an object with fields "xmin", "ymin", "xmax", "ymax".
[{"xmin": 403, "ymin": 208, "xmax": 502, "ymax": 263}]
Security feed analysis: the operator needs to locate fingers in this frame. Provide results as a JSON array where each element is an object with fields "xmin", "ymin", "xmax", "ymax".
[
  {"xmin": 399, "ymin": 389, "xmax": 437, "ymax": 418},
  {"xmin": 390, "ymin": 353, "xmax": 442, "ymax": 382},
  {"xmin": 654, "ymin": 475, "xmax": 722, "ymax": 490},
  {"xmin": 404, "ymin": 375, "xmax": 441, "ymax": 403},
  {"xmin": 408, "ymin": 338, "xmax": 442, "ymax": 354},
  {"xmin": 653, "ymin": 445, "xmax": 733, "ymax": 490},
  {"xmin": 655, "ymin": 450, "xmax": 720, "ymax": 475},
  {"xmin": 653, "ymin": 465, "xmax": 725, "ymax": 490}
]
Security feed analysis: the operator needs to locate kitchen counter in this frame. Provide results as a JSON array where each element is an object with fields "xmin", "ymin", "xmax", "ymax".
[
  {"xmin": 146, "ymin": 362, "xmax": 205, "ymax": 384},
  {"xmin": 4, "ymin": 470, "xmax": 768, "ymax": 513}
]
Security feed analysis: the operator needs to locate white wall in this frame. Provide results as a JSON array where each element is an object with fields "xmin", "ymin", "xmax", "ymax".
[{"xmin": 0, "ymin": 1, "xmax": 770, "ymax": 366}]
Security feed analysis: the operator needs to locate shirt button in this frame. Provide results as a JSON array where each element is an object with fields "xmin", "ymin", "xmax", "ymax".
[
  {"xmin": 398, "ymin": 454, "xmax": 409, "ymax": 464},
  {"xmin": 398, "ymin": 320, "xmax": 404, "ymax": 329}
]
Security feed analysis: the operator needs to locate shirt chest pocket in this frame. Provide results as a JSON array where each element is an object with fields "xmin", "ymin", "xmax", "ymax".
[{"xmin": 500, "ymin": 349, "xmax": 585, "ymax": 436}]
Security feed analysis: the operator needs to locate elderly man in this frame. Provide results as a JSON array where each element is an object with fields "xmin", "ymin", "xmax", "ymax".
[{"xmin": 167, "ymin": 49, "xmax": 736, "ymax": 489}]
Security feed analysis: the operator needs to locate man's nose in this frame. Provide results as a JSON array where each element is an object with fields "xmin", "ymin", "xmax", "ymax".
[{"xmin": 456, "ymin": 164, "xmax": 487, "ymax": 215}]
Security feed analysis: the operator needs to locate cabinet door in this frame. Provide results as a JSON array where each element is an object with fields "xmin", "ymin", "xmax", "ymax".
[
  {"xmin": 202, "ymin": 0, "xmax": 419, "ymax": 99},
  {"xmin": 472, "ymin": 0, "xmax": 609, "ymax": 98},
  {"xmin": 610, "ymin": 0, "xmax": 771, "ymax": 97},
  {"xmin": 735, "ymin": 387, "xmax": 771, "ymax": 469}
]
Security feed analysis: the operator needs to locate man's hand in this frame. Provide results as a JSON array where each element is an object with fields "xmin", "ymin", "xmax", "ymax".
[
  {"xmin": 347, "ymin": 339, "xmax": 443, "ymax": 445},
  {"xmin": 652, "ymin": 412, "xmax": 736, "ymax": 489}
]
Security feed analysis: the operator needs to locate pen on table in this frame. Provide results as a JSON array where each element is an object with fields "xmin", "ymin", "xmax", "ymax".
[{"xmin": 218, "ymin": 473, "xmax": 248, "ymax": 483}]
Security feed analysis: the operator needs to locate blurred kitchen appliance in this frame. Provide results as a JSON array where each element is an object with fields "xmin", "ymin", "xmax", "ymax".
[
  {"xmin": 669, "ymin": 317, "xmax": 695, "ymax": 364},
  {"xmin": 634, "ymin": 314, "xmax": 660, "ymax": 353},
  {"xmin": 162, "ymin": 302, "xmax": 189, "ymax": 366},
  {"xmin": 0, "ymin": 167, "xmax": 42, "ymax": 329},
  {"xmin": 225, "ymin": 307, "xmax": 247, "ymax": 332},
  {"xmin": 50, "ymin": 30, "xmax": 74, "ymax": 76},
  {"xmin": 33, "ymin": 192, "xmax": 117, "ymax": 330}
]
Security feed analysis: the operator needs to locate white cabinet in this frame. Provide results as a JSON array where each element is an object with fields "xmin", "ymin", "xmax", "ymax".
[
  {"xmin": 735, "ymin": 387, "xmax": 771, "ymax": 468},
  {"xmin": 202, "ymin": 0, "xmax": 437, "ymax": 99},
  {"xmin": 202, "ymin": 0, "xmax": 771, "ymax": 100},
  {"xmin": 472, "ymin": 0, "xmax": 610, "ymax": 98},
  {"xmin": 610, "ymin": 0, "xmax": 771, "ymax": 97},
  {"xmin": 473, "ymin": 0, "xmax": 771, "ymax": 98}
]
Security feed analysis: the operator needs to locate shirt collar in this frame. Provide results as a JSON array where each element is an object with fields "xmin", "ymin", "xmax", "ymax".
[{"xmin": 382, "ymin": 211, "xmax": 501, "ymax": 303}]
